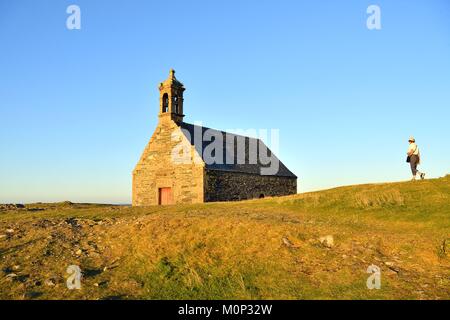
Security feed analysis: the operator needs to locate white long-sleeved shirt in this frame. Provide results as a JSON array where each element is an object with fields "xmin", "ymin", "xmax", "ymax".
[{"xmin": 407, "ymin": 143, "xmax": 420, "ymax": 156}]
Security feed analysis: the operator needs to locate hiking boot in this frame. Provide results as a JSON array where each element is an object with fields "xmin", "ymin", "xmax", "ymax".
[{"xmin": 420, "ymin": 173, "xmax": 425, "ymax": 180}]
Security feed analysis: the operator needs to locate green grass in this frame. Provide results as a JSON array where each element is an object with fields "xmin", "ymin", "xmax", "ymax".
[{"xmin": 0, "ymin": 175, "xmax": 449, "ymax": 300}]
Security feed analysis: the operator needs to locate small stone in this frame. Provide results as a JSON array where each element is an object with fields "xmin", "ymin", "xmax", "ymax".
[
  {"xmin": 282, "ymin": 237, "xmax": 295, "ymax": 248},
  {"xmin": 12, "ymin": 265, "xmax": 20, "ymax": 271},
  {"xmin": 6, "ymin": 273, "xmax": 17, "ymax": 278},
  {"xmin": 75, "ymin": 249, "xmax": 82, "ymax": 255},
  {"xmin": 384, "ymin": 261, "xmax": 400, "ymax": 273},
  {"xmin": 6, "ymin": 229, "xmax": 14, "ymax": 234},
  {"xmin": 319, "ymin": 235, "xmax": 334, "ymax": 248},
  {"xmin": 44, "ymin": 279, "xmax": 55, "ymax": 286}
]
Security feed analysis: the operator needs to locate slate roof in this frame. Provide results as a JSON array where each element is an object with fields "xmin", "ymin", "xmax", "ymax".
[{"xmin": 179, "ymin": 122, "xmax": 297, "ymax": 178}]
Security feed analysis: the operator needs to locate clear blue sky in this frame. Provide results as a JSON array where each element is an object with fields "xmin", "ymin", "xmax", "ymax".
[{"xmin": 1, "ymin": 0, "xmax": 449, "ymax": 204}]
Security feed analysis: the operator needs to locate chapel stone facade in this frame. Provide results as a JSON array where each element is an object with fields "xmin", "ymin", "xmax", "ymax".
[{"xmin": 132, "ymin": 70, "xmax": 297, "ymax": 206}]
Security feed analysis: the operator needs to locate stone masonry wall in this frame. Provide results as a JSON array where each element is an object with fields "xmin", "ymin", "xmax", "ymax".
[
  {"xmin": 132, "ymin": 119, "xmax": 204, "ymax": 206},
  {"xmin": 204, "ymin": 169, "xmax": 297, "ymax": 202}
]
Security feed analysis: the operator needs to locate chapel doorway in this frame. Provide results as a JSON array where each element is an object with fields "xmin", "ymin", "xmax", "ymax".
[{"xmin": 159, "ymin": 187, "xmax": 173, "ymax": 205}]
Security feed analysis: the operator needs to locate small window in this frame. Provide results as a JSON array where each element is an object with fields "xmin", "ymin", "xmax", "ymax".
[
  {"xmin": 162, "ymin": 93, "xmax": 169, "ymax": 113},
  {"xmin": 173, "ymin": 95, "xmax": 179, "ymax": 114}
]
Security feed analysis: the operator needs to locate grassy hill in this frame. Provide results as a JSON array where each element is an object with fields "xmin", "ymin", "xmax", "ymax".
[{"xmin": 0, "ymin": 176, "xmax": 449, "ymax": 300}]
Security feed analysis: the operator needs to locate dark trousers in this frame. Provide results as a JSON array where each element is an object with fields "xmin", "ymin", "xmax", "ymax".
[{"xmin": 410, "ymin": 155, "xmax": 420, "ymax": 175}]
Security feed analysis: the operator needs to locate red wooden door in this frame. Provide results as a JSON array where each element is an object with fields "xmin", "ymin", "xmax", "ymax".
[{"xmin": 159, "ymin": 188, "xmax": 173, "ymax": 205}]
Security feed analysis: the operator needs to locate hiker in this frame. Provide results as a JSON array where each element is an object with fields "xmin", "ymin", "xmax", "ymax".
[{"xmin": 407, "ymin": 137, "xmax": 425, "ymax": 181}]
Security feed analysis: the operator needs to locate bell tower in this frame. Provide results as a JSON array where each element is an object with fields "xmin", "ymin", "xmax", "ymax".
[{"xmin": 158, "ymin": 69, "xmax": 185, "ymax": 124}]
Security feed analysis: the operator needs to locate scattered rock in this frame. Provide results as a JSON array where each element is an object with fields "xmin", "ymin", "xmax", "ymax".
[
  {"xmin": 0, "ymin": 204, "xmax": 25, "ymax": 211},
  {"xmin": 319, "ymin": 235, "xmax": 334, "ymax": 248},
  {"xmin": 44, "ymin": 279, "xmax": 55, "ymax": 287},
  {"xmin": 282, "ymin": 236, "xmax": 299, "ymax": 248},
  {"xmin": 384, "ymin": 261, "xmax": 400, "ymax": 273},
  {"xmin": 6, "ymin": 273, "xmax": 17, "ymax": 279},
  {"xmin": 6, "ymin": 229, "xmax": 14, "ymax": 234},
  {"xmin": 65, "ymin": 218, "xmax": 81, "ymax": 229},
  {"xmin": 34, "ymin": 219, "xmax": 54, "ymax": 228},
  {"xmin": 75, "ymin": 249, "xmax": 82, "ymax": 256},
  {"xmin": 93, "ymin": 281, "xmax": 108, "ymax": 288}
]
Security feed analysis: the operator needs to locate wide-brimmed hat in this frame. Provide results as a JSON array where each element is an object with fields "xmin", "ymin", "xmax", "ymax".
[{"xmin": 408, "ymin": 136, "xmax": 415, "ymax": 142}]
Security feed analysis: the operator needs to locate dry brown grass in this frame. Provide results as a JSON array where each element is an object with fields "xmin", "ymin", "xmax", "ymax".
[{"xmin": 0, "ymin": 176, "xmax": 449, "ymax": 300}]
